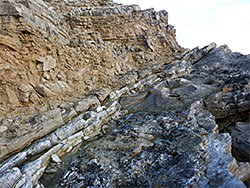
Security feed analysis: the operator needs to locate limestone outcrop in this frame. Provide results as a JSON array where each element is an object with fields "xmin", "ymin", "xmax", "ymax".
[
  {"xmin": 0, "ymin": 0, "xmax": 180, "ymax": 114},
  {"xmin": 0, "ymin": 0, "xmax": 249, "ymax": 188}
]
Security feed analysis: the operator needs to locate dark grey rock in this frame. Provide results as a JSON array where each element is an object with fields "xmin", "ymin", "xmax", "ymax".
[
  {"xmin": 230, "ymin": 122, "xmax": 250, "ymax": 162},
  {"xmin": 58, "ymin": 107, "xmax": 245, "ymax": 188},
  {"xmin": 120, "ymin": 45, "xmax": 250, "ymax": 116},
  {"xmin": 59, "ymin": 112, "xmax": 207, "ymax": 188}
]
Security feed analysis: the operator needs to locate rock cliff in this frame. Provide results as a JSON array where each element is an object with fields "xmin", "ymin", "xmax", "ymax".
[{"xmin": 0, "ymin": 0, "xmax": 249, "ymax": 188}]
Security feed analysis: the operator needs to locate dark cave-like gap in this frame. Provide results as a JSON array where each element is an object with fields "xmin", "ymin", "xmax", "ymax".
[{"xmin": 215, "ymin": 110, "xmax": 249, "ymax": 163}]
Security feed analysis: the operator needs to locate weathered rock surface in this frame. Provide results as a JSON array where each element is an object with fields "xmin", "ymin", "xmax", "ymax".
[
  {"xmin": 120, "ymin": 45, "xmax": 249, "ymax": 115},
  {"xmin": 232, "ymin": 162, "xmax": 250, "ymax": 183},
  {"xmin": 0, "ymin": 0, "xmax": 180, "ymax": 113},
  {"xmin": 37, "ymin": 56, "xmax": 57, "ymax": 72},
  {"xmin": 57, "ymin": 108, "xmax": 245, "ymax": 188},
  {"xmin": 230, "ymin": 121, "xmax": 250, "ymax": 162},
  {"xmin": 0, "ymin": 0, "xmax": 249, "ymax": 188}
]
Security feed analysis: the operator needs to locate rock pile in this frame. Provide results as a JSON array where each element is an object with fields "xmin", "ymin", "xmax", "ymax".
[{"xmin": 0, "ymin": 0, "xmax": 249, "ymax": 188}]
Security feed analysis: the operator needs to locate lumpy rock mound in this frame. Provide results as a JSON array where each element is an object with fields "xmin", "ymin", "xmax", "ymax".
[
  {"xmin": 59, "ymin": 110, "xmax": 244, "ymax": 188},
  {"xmin": 0, "ymin": 0, "xmax": 249, "ymax": 188}
]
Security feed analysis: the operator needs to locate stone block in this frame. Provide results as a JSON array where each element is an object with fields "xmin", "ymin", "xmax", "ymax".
[
  {"xmin": 6, "ymin": 87, "xmax": 20, "ymax": 105},
  {"xmin": 37, "ymin": 56, "xmax": 57, "ymax": 72}
]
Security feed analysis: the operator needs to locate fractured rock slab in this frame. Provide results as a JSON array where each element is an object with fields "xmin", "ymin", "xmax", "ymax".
[{"xmin": 37, "ymin": 56, "xmax": 57, "ymax": 72}]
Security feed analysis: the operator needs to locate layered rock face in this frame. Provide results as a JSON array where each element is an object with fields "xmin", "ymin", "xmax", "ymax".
[
  {"xmin": 0, "ymin": 0, "xmax": 180, "ymax": 113},
  {"xmin": 0, "ymin": 0, "xmax": 249, "ymax": 188}
]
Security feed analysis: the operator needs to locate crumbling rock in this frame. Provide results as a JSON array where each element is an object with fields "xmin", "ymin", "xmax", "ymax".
[
  {"xmin": 0, "ymin": 0, "xmax": 181, "ymax": 112},
  {"xmin": 1, "ymin": 41, "xmax": 249, "ymax": 187},
  {"xmin": 0, "ymin": 0, "xmax": 249, "ymax": 187},
  {"xmin": 57, "ymin": 102, "xmax": 246, "ymax": 188}
]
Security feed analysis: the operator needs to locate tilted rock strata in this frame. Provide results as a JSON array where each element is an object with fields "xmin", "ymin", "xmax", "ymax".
[
  {"xmin": 0, "ymin": 0, "xmax": 180, "ymax": 169},
  {"xmin": 0, "ymin": 0, "xmax": 249, "ymax": 187},
  {"xmin": 59, "ymin": 102, "xmax": 246, "ymax": 188},
  {"xmin": 119, "ymin": 44, "xmax": 249, "ymax": 114},
  {"xmin": 0, "ymin": 42, "xmax": 249, "ymax": 187},
  {"xmin": 57, "ymin": 44, "xmax": 250, "ymax": 188},
  {"xmin": 0, "ymin": 0, "xmax": 180, "ymax": 115}
]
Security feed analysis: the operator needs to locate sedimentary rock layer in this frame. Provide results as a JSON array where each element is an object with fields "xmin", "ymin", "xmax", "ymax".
[{"xmin": 0, "ymin": 0, "xmax": 249, "ymax": 188}]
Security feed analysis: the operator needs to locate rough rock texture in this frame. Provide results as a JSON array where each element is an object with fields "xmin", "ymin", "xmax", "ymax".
[
  {"xmin": 0, "ymin": 0, "xmax": 249, "ymax": 188},
  {"xmin": 0, "ymin": 0, "xmax": 180, "ymax": 113},
  {"xmin": 120, "ymin": 44, "xmax": 249, "ymax": 114},
  {"xmin": 0, "ymin": 0, "xmax": 180, "ymax": 163},
  {"xmin": 58, "ymin": 108, "xmax": 245, "ymax": 188},
  {"xmin": 230, "ymin": 122, "xmax": 250, "ymax": 162}
]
